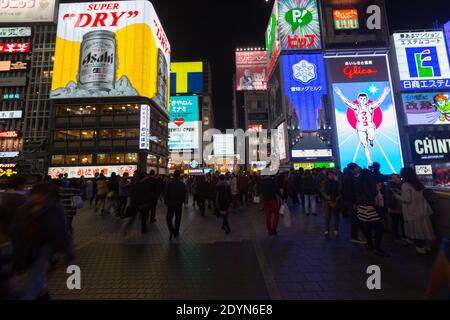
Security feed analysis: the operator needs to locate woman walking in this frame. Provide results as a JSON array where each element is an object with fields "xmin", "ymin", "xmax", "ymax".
[
  {"xmin": 216, "ymin": 175, "xmax": 232, "ymax": 234},
  {"xmin": 399, "ymin": 167, "xmax": 435, "ymax": 254}
]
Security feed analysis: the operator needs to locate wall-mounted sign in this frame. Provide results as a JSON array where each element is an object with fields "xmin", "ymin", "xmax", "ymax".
[
  {"xmin": 333, "ymin": 9, "xmax": 359, "ymax": 30},
  {"xmin": 0, "ymin": 77, "xmax": 27, "ymax": 87},
  {"xmin": 0, "ymin": 130, "xmax": 19, "ymax": 138},
  {"xmin": 415, "ymin": 165, "xmax": 433, "ymax": 176},
  {"xmin": 0, "ymin": 27, "xmax": 32, "ymax": 38},
  {"xmin": 139, "ymin": 104, "xmax": 150, "ymax": 150},
  {"xmin": 0, "ymin": 0, "xmax": 56, "ymax": 23},
  {"xmin": 0, "ymin": 152, "xmax": 19, "ymax": 158},
  {"xmin": 0, "ymin": 138, "xmax": 22, "ymax": 153},
  {"xmin": 293, "ymin": 162, "xmax": 314, "ymax": 170},
  {"xmin": 327, "ymin": 54, "xmax": 403, "ymax": 174},
  {"xmin": 170, "ymin": 62, "xmax": 203, "ymax": 94},
  {"xmin": 410, "ymin": 131, "xmax": 450, "ymax": 163},
  {"xmin": 291, "ymin": 149, "xmax": 333, "ymax": 159},
  {"xmin": 393, "ymin": 31, "xmax": 450, "ymax": 91},
  {"xmin": 0, "ymin": 43, "xmax": 30, "ymax": 53},
  {"xmin": 266, "ymin": 0, "xmax": 281, "ymax": 76},
  {"xmin": 48, "ymin": 165, "xmax": 138, "ymax": 179},
  {"xmin": 169, "ymin": 96, "xmax": 200, "ymax": 150},
  {"xmin": 0, "ymin": 167, "xmax": 18, "ymax": 177},
  {"xmin": 401, "ymin": 92, "xmax": 450, "ymax": 125},
  {"xmin": 445, "ymin": 21, "xmax": 450, "ymax": 60},
  {"xmin": 236, "ymin": 51, "xmax": 268, "ymax": 91},
  {"xmin": 248, "ymin": 124, "xmax": 263, "ymax": 132},
  {"xmin": 0, "ymin": 61, "xmax": 28, "ymax": 72},
  {"xmin": 2, "ymin": 93, "xmax": 21, "ymax": 100},
  {"xmin": 0, "ymin": 111, "xmax": 23, "ymax": 119},
  {"xmin": 0, "ymin": 163, "xmax": 16, "ymax": 168}
]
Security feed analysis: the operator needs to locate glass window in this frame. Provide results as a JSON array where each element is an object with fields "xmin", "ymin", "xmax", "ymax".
[
  {"xmin": 111, "ymin": 129, "xmax": 126, "ymax": 139},
  {"xmin": 111, "ymin": 153, "xmax": 124, "ymax": 164},
  {"xmin": 126, "ymin": 128, "xmax": 139, "ymax": 138},
  {"xmin": 99, "ymin": 129, "xmax": 111, "ymax": 139},
  {"xmin": 80, "ymin": 154, "xmax": 93, "ymax": 165},
  {"xmin": 55, "ymin": 130, "xmax": 68, "ymax": 141},
  {"xmin": 101, "ymin": 105, "xmax": 114, "ymax": 115},
  {"xmin": 97, "ymin": 154, "xmax": 110, "ymax": 164},
  {"xmin": 81, "ymin": 130, "xmax": 95, "ymax": 140},
  {"xmin": 126, "ymin": 153, "xmax": 138, "ymax": 164},
  {"xmin": 66, "ymin": 130, "xmax": 80, "ymax": 140},
  {"xmin": 51, "ymin": 155, "xmax": 64, "ymax": 165},
  {"xmin": 115, "ymin": 105, "xmax": 127, "ymax": 114},
  {"xmin": 128, "ymin": 104, "xmax": 140, "ymax": 114},
  {"xmin": 65, "ymin": 155, "xmax": 79, "ymax": 165}
]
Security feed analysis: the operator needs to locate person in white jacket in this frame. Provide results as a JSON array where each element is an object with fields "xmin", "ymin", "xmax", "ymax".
[{"xmin": 398, "ymin": 167, "xmax": 435, "ymax": 255}]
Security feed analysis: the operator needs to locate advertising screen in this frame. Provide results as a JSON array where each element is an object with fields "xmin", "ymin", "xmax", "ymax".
[
  {"xmin": 266, "ymin": 0, "xmax": 281, "ymax": 76},
  {"xmin": 273, "ymin": 122, "xmax": 287, "ymax": 161},
  {"xmin": 445, "ymin": 21, "xmax": 450, "ymax": 59},
  {"xmin": 393, "ymin": 31, "xmax": 450, "ymax": 91},
  {"xmin": 327, "ymin": 54, "xmax": 403, "ymax": 174},
  {"xmin": 0, "ymin": 138, "xmax": 22, "ymax": 152},
  {"xmin": 278, "ymin": 0, "xmax": 322, "ymax": 51},
  {"xmin": 0, "ymin": 152, "xmax": 19, "ymax": 158},
  {"xmin": 0, "ymin": 43, "xmax": 30, "ymax": 53},
  {"xmin": 0, "ymin": 111, "xmax": 22, "ymax": 119},
  {"xmin": 401, "ymin": 92, "xmax": 450, "ymax": 125},
  {"xmin": 0, "ymin": 0, "xmax": 56, "ymax": 23},
  {"xmin": 320, "ymin": 0, "xmax": 390, "ymax": 49},
  {"xmin": 0, "ymin": 61, "xmax": 28, "ymax": 72},
  {"xmin": 170, "ymin": 62, "xmax": 203, "ymax": 94},
  {"xmin": 168, "ymin": 96, "xmax": 200, "ymax": 150},
  {"xmin": 50, "ymin": 1, "xmax": 171, "ymax": 111},
  {"xmin": 48, "ymin": 165, "xmax": 137, "ymax": 179},
  {"xmin": 0, "ymin": 27, "xmax": 32, "ymax": 38},
  {"xmin": 139, "ymin": 105, "xmax": 150, "ymax": 150},
  {"xmin": 410, "ymin": 131, "xmax": 450, "ymax": 163},
  {"xmin": 268, "ymin": 63, "xmax": 283, "ymax": 125},
  {"xmin": 235, "ymin": 51, "xmax": 268, "ymax": 91},
  {"xmin": 282, "ymin": 53, "xmax": 327, "ymax": 131}
]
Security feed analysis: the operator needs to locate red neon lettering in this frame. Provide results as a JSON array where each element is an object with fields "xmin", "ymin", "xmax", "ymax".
[{"xmin": 343, "ymin": 66, "xmax": 378, "ymax": 79}]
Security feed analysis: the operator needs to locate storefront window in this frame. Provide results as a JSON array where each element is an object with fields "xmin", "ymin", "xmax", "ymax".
[
  {"xmin": 80, "ymin": 154, "xmax": 93, "ymax": 165},
  {"xmin": 51, "ymin": 155, "xmax": 64, "ymax": 165},
  {"xmin": 101, "ymin": 105, "xmax": 114, "ymax": 115},
  {"xmin": 97, "ymin": 154, "xmax": 110, "ymax": 164},
  {"xmin": 81, "ymin": 130, "xmax": 95, "ymax": 140},
  {"xmin": 126, "ymin": 153, "xmax": 138, "ymax": 163},
  {"xmin": 111, "ymin": 129, "xmax": 126, "ymax": 139},
  {"xmin": 111, "ymin": 153, "xmax": 124, "ymax": 164},
  {"xmin": 99, "ymin": 129, "xmax": 111, "ymax": 139},
  {"xmin": 127, "ymin": 104, "xmax": 140, "ymax": 114},
  {"xmin": 65, "ymin": 155, "xmax": 79, "ymax": 165},
  {"xmin": 126, "ymin": 128, "xmax": 139, "ymax": 138}
]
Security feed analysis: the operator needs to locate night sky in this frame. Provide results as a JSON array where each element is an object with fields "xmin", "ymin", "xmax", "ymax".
[{"xmin": 149, "ymin": 0, "xmax": 450, "ymax": 130}]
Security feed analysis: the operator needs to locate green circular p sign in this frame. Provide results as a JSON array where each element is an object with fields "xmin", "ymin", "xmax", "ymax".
[{"xmin": 285, "ymin": 8, "xmax": 313, "ymax": 33}]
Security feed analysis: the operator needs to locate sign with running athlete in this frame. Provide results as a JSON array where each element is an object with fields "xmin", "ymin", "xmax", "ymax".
[{"xmin": 326, "ymin": 54, "xmax": 403, "ymax": 174}]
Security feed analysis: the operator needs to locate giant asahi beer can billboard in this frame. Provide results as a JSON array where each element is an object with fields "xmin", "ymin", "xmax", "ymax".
[{"xmin": 50, "ymin": 1, "xmax": 171, "ymax": 111}]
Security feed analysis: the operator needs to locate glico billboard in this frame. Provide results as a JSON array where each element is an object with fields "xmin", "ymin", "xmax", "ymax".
[
  {"xmin": 326, "ymin": 54, "xmax": 403, "ymax": 174},
  {"xmin": 50, "ymin": 1, "xmax": 171, "ymax": 111},
  {"xmin": 393, "ymin": 31, "xmax": 450, "ymax": 91}
]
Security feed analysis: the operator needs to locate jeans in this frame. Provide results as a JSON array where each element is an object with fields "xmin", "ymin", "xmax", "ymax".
[
  {"xmin": 362, "ymin": 220, "xmax": 384, "ymax": 251},
  {"xmin": 264, "ymin": 200, "xmax": 280, "ymax": 234},
  {"xmin": 167, "ymin": 205, "xmax": 183, "ymax": 236},
  {"xmin": 324, "ymin": 205, "xmax": 340, "ymax": 233},
  {"xmin": 304, "ymin": 195, "xmax": 317, "ymax": 214},
  {"xmin": 390, "ymin": 212, "xmax": 406, "ymax": 240}
]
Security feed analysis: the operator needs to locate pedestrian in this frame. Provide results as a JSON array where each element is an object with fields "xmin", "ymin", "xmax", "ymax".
[
  {"xmin": 124, "ymin": 172, "xmax": 149, "ymax": 234},
  {"xmin": 164, "ymin": 170, "xmax": 186, "ymax": 240},
  {"xmin": 118, "ymin": 172, "xmax": 131, "ymax": 217},
  {"xmin": 321, "ymin": 170, "xmax": 342, "ymax": 239},
  {"xmin": 216, "ymin": 175, "xmax": 232, "ymax": 234},
  {"xmin": 141, "ymin": 170, "xmax": 160, "ymax": 225},
  {"xmin": 231, "ymin": 174, "xmax": 239, "ymax": 209},
  {"xmin": 302, "ymin": 170, "xmax": 318, "ymax": 216},
  {"xmin": 400, "ymin": 167, "xmax": 436, "ymax": 254},
  {"xmin": 385, "ymin": 174, "xmax": 409, "ymax": 244},
  {"xmin": 296, "ymin": 168, "xmax": 305, "ymax": 209},
  {"xmin": 237, "ymin": 172, "xmax": 249, "ymax": 205},
  {"xmin": 196, "ymin": 176, "xmax": 208, "ymax": 216},
  {"xmin": 423, "ymin": 238, "xmax": 450, "ymax": 299},
  {"xmin": 10, "ymin": 182, "xmax": 73, "ymax": 300},
  {"xmin": 85, "ymin": 178, "xmax": 94, "ymax": 204},
  {"xmin": 105, "ymin": 172, "xmax": 119, "ymax": 215},
  {"xmin": 59, "ymin": 178, "xmax": 81, "ymax": 234},
  {"xmin": 90, "ymin": 172, "xmax": 99, "ymax": 207},
  {"xmin": 79, "ymin": 176, "xmax": 87, "ymax": 200},
  {"xmin": 342, "ymin": 163, "xmax": 366, "ymax": 244},
  {"xmin": 287, "ymin": 169, "xmax": 299, "ymax": 206},
  {"xmin": 95, "ymin": 173, "xmax": 108, "ymax": 214},
  {"xmin": 356, "ymin": 169, "xmax": 390, "ymax": 257},
  {"xmin": 262, "ymin": 174, "xmax": 283, "ymax": 236}
]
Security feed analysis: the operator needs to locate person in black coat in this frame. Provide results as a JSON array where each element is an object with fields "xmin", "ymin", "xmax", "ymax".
[
  {"xmin": 164, "ymin": 170, "xmax": 186, "ymax": 240},
  {"xmin": 216, "ymin": 175, "xmax": 232, "ymax": 234},
  {"xmin": 140, "ymin": 170, "xmax": 160, "ymax": 224}
]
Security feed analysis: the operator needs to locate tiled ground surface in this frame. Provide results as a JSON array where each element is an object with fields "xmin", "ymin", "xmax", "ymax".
[{"xmin": 47, "ymin": 199, "xmax": 447, "ymax": 300}]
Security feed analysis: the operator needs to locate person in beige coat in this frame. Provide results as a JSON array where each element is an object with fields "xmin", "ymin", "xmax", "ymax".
[{"xmin": 398, "ymin": 167, "xmax": 435, "ymax": 255}]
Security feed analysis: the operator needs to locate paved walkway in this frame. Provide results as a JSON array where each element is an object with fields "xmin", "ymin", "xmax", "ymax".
[{"xmin": 47, "ymin": 199, "xmax": 446, "ymax": 300}]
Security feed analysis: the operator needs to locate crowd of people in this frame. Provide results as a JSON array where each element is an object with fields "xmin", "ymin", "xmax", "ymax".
[{"xmin": 0, "ymin": 162, "xmax": 448, "ymax": 299}]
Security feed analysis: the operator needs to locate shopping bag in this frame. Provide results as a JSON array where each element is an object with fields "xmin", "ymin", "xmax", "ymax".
[{"xmin": 283, "ymin": 204, "xmax": 292, "ymax": 227}]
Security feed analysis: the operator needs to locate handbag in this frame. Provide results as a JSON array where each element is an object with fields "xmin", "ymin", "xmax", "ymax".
[{"xmin": 71, "ymin": 195, "xmax": 84, "ymax": 209}]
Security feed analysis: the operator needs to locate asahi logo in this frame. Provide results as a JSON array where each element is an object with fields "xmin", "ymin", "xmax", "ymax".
[
  {"xmin": 415, "ymin": 137, "xmax": 450, "ymax": 155},
  {"xmin": 81, "ymin": 51, "xmax": 114, "ymax": 66}
]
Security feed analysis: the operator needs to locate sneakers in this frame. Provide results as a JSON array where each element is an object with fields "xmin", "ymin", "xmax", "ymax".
[{"xmin": 351, "ymin": 238, "xmax": 367, "ymax": 245}]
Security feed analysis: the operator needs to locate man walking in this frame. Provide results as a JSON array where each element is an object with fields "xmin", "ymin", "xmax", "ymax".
[
  {"xmin": 165, "ymin": 170, "xmax": 186, "ymax": 240},
  {"xmin": 141, "ymin": 170, "xmax": 160, "ymax": 224}
]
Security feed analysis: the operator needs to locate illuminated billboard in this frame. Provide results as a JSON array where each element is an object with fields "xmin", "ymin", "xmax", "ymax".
[
  {"xmin": 326, "ymin": 54, "xmax": 403, "ymax": 174},
  {"xmin": 410, "ymin": 131, "xmax": 450, "ymax": 163},
  {"xmin": 168, "ymin": 96, "xmax": 201, "ymax": 150},
  {"xmin": 278, "ymin": 0, "xmax": 322, "ymax": 51},
  {"xmin": 235, "ymin": 51, "xmax": 268, "ymax": 91},
  {"xmin": 48, "ymin": 165, "xmax": 137, "ymax": 179},
  {"xmin": 282, "ymin": 53, "xmax": 327, "ymax": 131},
  {"xmin": 50, "ymin": 1, "xmax": 171, "ymax": 111},
  {"xmin": 266, "ymin": 0, "xmax": 281, "ymax": 76},
  {"xmin": 0, "ymin": 43, "xmax": 30, "ymax": 53},
  {"xmin": 445, "ymin": 22, "xmax": 450, "ymax": 59},
  {"xmin": 393, "ymin": 31, "xmax": 450, "ymax": 91},
  {"xmin": 321, "ymin": 0, "xmax": 390, "ymax": 49},
  {"xmin": 170, "ymin": 62, "xmax": 203, "ymax": 94},
  {"xmin": 0, "ymin": 0, "xmax": 56, "ymax": 23},
  {"xmin": 401, "ymin": 92, "xmax": 450, "ymax": 125},
  {"xmin": 0, "ymin": 27, "xmax": 32, "ymax": 38},
  {"xmin": 213, "ymin": 134, "xmax": 234, "ymax": 156},
  {"xmin": 0, "ymin": 111, "xmax": 22, "ymax": 119},
  {"xmin": 139, "ymin": 105, "xmax": 150, "ymax": 150}
]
